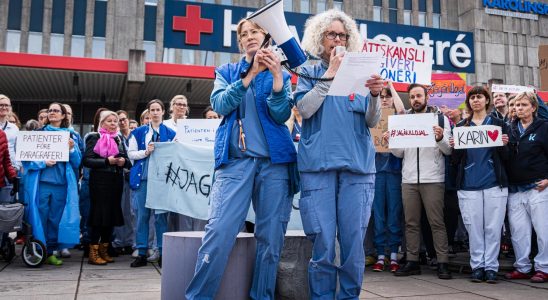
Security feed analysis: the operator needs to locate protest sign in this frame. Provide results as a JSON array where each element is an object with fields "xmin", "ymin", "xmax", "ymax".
[
  {"xmin": 388, "ymin": 113, "xmax": 436, "ymax": 148},
  {"xmin": 362, "ymin": 39, "xmax": 432, "ymax": 85},
  {"xmin": 146, "ymin": 142, "xmax": 303, "ymax": 230},
  {"xmin": 428, "ymin": 73, "xmax": 467, "ymax": 109},
  {"xmin": 176, "ymin": 119, "xmax": 221, "ymax": 146},
  {"xmin": 453, "ymin": 125, "xmax": 503, "ymax": 149},
  {"xmin": 540, "ymin": 45, "xmax": 547, "ymax": 91},
  {"xmin": 371, "ymin": 108, "xmax": 394, "ymax": 153},
  {"xmin": 16, "ymin": 131, "xmax": 70, "ymax": 162},
  {"xmin": 491, "ymin": 84, "xmax": 534, "ymax": 94}
]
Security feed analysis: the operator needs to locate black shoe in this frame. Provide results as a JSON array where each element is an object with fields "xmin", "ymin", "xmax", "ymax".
[
  {"xmin": 398, "ymin": 253, "xmax": 407, "ymax": 265},
  {"xmin": 419, "ymin": 252, "xmax": 428, "ymax": 265},
  {"xmin": 124, "ymin": 246, "xmax": 133, "ymax": 255},
  {"xmin": 108, "ymin": 244, "xmax": 119, "ymax": 257},
  {"xmin": 394, "ymin": 261, "xmax": 421, "ymax": 276},
  {"xmin": 485, "ymin": 270, "xmax": 498, "ymax": 284},
  {"xmin": 158, "ymin": 256, "xmax": 162, "ymax": 268},
  {"xmin": 130, "ymin": 255, "xmax": 147, "ymax": 268},
  {"xmin": 437, "ymin": 263, "xmax": 452, "ymax": 279},
  {"xmin": 471, "ymin": 268, "xmax": 485, "ymax": 283}
]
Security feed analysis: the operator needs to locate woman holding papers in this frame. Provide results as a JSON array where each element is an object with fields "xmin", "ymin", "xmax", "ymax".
[
  {"xmin": 504, "ymin": 92, "xmax": 548, "ymax": 283},
  {"xmin": 450, "ymin": 86, "xmax": 509, "ymax": 283},
  {"xmin": 128, "ymin": 99, "xmax": 176, "ymax": 268},
  {"xmin": 185, "ymin": 19, "xmax": 296, "ymax": 300},
  {"xmin": 83, "ymin": 110, "xmax": 131, "ymax": 265},
  {"xmin": 22, "ymin": 102, "xmax": 82, "ymax": 266},
  {"xmin": 294, "ymin": 10, "xmax": 383, "ymax": 299}
]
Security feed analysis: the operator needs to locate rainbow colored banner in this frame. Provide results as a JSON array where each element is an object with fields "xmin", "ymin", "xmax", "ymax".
[{"xmin": 427, "ymin": 73, "xmax": 468, "ymax": 109}]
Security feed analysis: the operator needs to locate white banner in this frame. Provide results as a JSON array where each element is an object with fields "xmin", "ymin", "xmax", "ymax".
[
  {"xmin": 362, "ymin": 39, "xmax": 432, "ymax": 85},
  {"xmin": 175, "ymin": 119, "xmax": 221, "ymax": 146},
  {"xmin": 491, "ymin": 84, "xmax": 534, "ymax": 94},
  {"xmin": 16, "ymin": 131, "xmax": 70, "ymax": 162},
  {"xmin": 453, "ymin": 125, "xmax": 503, "ymax": 149},
  {"xmin": 146, "ymin": 142, "xmax": 303, "ymax": 230},
  {"xmin": 388, "ymin": 113, "xmax": 436, "ymax": 148}
]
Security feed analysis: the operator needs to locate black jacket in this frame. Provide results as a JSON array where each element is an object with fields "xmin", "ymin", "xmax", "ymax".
[
  {"xmin": 83, "ymin": 133, "xmax": 132, "ymax": 173},
  {"xmin": 507, "ymin": 118, "xmax": 548, "ymax": 185},
  {"xmin": 451, "ymin": 116, "xmax": 509, "ymax": 190}
]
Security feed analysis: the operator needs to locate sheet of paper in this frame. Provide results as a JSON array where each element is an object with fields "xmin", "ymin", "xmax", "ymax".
[
  {"xmin": 453, "ymin": 125, "xmax": 503, "ymax": 149},
  {"xmin": 327, "ymin": 52, "xmax": 383, "ymax": 96},
  {"xmin": 388, "ymin": 113, "xmax": 436, "ymax": 149}
]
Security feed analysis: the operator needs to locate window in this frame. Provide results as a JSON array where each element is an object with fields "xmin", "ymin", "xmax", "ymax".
[
  {"xmin": 432, "ymin": 14, "xmax": 441, "ymax": 28},
  {"xmin": 300, "ymin": 0, "xmax": 310, "ymax": 13},
  {"xmin": 317, "ymin": 0, "xmax": 326, "ymax": 13},
  {"xmin": 182, "ymin": 49, "xmax": 195, "ymax": 65},
  {"xmin": 220, "ymin": 0, "xmax": 232, "ymax": 5},
  {"xmin": 144, "ymin": 0, "xmax": 158, "ymax": 5},
  {"xmin": 418, "ymin": 12, "xmax": 426, "ymax": 27},
  {"xmin": 433, "ymin": 0, "xmax": 441, "ymax": 14},
  {"xmin": 389, "ymin": 0, "xmax": 398, "ymax": 24},
  {"xmin": 404, "ymin": 11, "xmax": 411, "ymax": 25},
  {"xmin": 50, "ymin": 33, "xmax": 64, "ymax": 55},
  {"xmin": 143, "ymin": 41, "xmax": 156, "ymax": 62},
  {"xmin": 373, "ymin": 7, "xmax": 382, "ymax": 22},
  {"xmin": 419, "ymin": 0, "xmax": 426, "ymax": 12},
  {"xmin": 28, "ymin": 32, "xmax": 43, "ymax": 54},
  {"xmin": 163, "ymin": 48, "xmax": 176, "ymax": 63},
  {"xmin": 333, "ymin": 0, "xmax": 343, "ymax": 11},
  {"xmin": 404, "ymin": 0, "xmax": 412, "ymax": 10},
  {"xmin": 5, "ymin": 30, "xmax": 21, "ymax": 53},
  {"xmin": 373, "ymin": 0, "xmax": 382, "ymax": 6},
  {"xmin": 284, "ymin": 0, "xmax": 293, "ymax": 11},
  {"xmin": 200, "ymin": 50, "xmax": 214, "ymax": 66},
  {"xmin": 219, "ymin": 52, "xmax": 232, "ymax": 65},
  {"xmin": 92, "ymin": 37, "xmax": 105, "ymax": 58},
  {"xmin": 71, "ymin": 35, "xmax": 85, "ymax": 57}
]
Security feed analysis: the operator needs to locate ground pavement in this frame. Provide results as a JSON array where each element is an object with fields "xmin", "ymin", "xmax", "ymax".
[{"xmin": 0, "ymin": 248, "xmax": 547, "ymax": 299}]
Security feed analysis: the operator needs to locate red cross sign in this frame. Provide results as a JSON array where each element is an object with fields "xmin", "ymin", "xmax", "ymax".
[{"xmin": 172, "ymin": 5, "xmax": 213, "ymax": 45}]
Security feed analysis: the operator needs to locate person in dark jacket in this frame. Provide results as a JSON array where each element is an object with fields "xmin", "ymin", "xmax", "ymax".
[
  {"xmin": 450, "ymin": 86, "xmax": 509, "ymax": 283},
  {"xmin": 83, "ymin": 110, "xmax": 131, "ymax": 265},
  {"xmin": 504, "ymin": 91, "xmax": 548, "ymax": 284}
]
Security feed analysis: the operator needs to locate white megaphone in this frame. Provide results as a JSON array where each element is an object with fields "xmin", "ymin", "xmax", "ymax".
[{"xmin": 247, "ymin": 0, "xmax": 307, "ymax": 69}]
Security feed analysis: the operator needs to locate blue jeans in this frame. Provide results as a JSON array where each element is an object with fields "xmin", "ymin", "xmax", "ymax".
[
  {"xmin": 38, "ymin": 183, "xmax": 67, "ymax": 254},
  {"xmin": 373, "ymin": 172, "xmax": 403, "ymax": 255},
  {"xmin": 133, "ymin": 181, "xmax": 167, "ymax": 256},
  {"xmin": 185, "ymin": 158, "xmax": 292, "ymax": 300},
  {"xmin": 300, "ymin": 171, "xmax": 374, "ymax": 300}
]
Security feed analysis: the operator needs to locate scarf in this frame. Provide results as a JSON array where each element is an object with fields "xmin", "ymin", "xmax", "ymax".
[{"xmin": 93, "ymin": 128, "xmax": 120, "ymax": 158}]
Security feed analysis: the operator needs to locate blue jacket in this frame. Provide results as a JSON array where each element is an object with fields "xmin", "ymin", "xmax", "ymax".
[
  {"xmin": 129, "ymin": 124, "xmax": 176, "ymax": 190},
  {"xmin": 212, "ymin": 57, "xmax": 297, "ymax": 169},
  {"xmin": 294, "ymin": 62, "xmax": 376, "ymax": 174},
  {"xmin": 22, "ymin": 142, "xmax": 81, "ymax": 246}
]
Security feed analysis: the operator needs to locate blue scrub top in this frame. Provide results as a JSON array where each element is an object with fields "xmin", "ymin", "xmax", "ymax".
[{"xmin": 461, "ymin": 117, "xmax": 498, "ymax": 191}]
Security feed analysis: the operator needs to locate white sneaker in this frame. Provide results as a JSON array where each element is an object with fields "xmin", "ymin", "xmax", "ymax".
[
  {"xmin": 52, "ymin": 250, "xmax": 59, "ymax": 257},
  {"xmin": 147, "ymin": 249, "xmax": 160, "ymax": 262},
  {"xmin": 60, "ymin": 248, "xmax": 71, "ymax": 258},
  {"xmin": 147, "ymin": 249, "xmax": 155, "ymax": 257},
  {"xmin": 132, "ymin": 249, "xmax": 139, "ymax": 258}
]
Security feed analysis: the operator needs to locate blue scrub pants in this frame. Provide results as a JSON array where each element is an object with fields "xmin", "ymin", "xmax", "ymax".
[
  {"xmin": 185, "ymin": 157, "xmax": 292, "ymax": 300},
  {"xmin": 300, "ymin": 171, "xmax": 374, "ymax": 300},
  {"xmin": 38, "ymin": 182, "xmax": 67, "ymax": 254},
  {"xmin": 134, "ymin": 181, "xmax": 167, "ymax": 256},
  {"xmin": 373, "ymin": 171, "xmax": 402, "ymax": 255}
]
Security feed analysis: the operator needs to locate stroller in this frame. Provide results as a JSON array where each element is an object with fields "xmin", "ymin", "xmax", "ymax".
[{"xmin": 0, "ymin": 178, "xmax": 47, "ymax": 267}]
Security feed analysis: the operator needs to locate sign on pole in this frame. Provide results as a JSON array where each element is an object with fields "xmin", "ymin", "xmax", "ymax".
[
  {"xmin": 176, "ymin": 119, "xmax": 221, "ymax": 146},
  {"xmin": 453, "ymin": 125, "xmax": 503, "ymax": 149},
  {"xmin": 388, "ymin": 113, "xmax": 436, "ymax": 149},
  {"xmin": 371, "ymin": 108, "xmax": 394, "ymax": 153},
  {"xmin": 16, "ymin": 131, "xmax": 70, "ymax": 162},
  {"xmin": 362, "ymin": 39, "xmax": 432, "ymax": 85}
]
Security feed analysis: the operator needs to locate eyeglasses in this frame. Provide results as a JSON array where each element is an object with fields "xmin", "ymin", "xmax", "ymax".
[
  {"xmin": 173, "ymin": 103, "xmax": 188, "ymax": 107},
  {"xmin": 119, "ymin": 117, "xmax": 128, "ymax": 122},
  {"xmin": 324, "ymin": 31, "xmax": 349, "ymax": 41},
  {"xmin": 0, "ymin": 104, "xmax": 11, "ymax": 108},
  {"xmin": 48, "ymin": 109, "xmax": 62, "ymax": 114}
]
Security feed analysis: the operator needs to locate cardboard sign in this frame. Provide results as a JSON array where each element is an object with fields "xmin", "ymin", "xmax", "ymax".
[
  {"xmin": 371, "ymin": 108, "xmax": 394, "ymax": 153},
  {"xmin": 16, "ymin": 131, "xmax": 70, "ymax": 162},
  {"xmin": 453, "ymin": 125, "xmax": 503, "ymax": 149},
  {"xmin": 540, "ymin": 45, "xmax": 548, "ymax": 91},
  {"xmin": 362, "ymin": 39, "xmax": 432, "ymax": 85},
  {"xmin": 491, "ymin": 84, "xmax": 534, "ymax": 94},
  {"xmin": 176, "ymin": 119, "xmax": 222, "ymax": 146},
  {"xmin": 388, "ymin": 113, "xmax": 436, "ymax": 149}
]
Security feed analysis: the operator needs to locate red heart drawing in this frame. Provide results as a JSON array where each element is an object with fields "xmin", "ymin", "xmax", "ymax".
[{"xmin": 487, "ymin": 130, "xmax": 499, "ymax": 142}]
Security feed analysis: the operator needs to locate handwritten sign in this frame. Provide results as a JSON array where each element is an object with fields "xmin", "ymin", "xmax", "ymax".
[
  {"xmin": 428, "ymin": 73, "xmax": 467, "ymax": 109},
  {"xmin": 176, "ymin": 119, "xmax": 221, "ymax": 146},
  {"xmin": 371, "ymin": 108, "xmax": 394, "ymax": 153},
  {"xmin": 16, "ymin": 131, "xmax": 70, "ymax": 162},
  {"xmin": 388, "ymin": 113, "xmax": 436, "ymax": 149},
  {"xmin": 453, "ymin": 125, "xmax": 503, "ymax": 149},
  {"xmin": 539, "ymin": 45, "xmax": 548, "ymax": 91},
  {"xmin": 362, "ymin": 40, "xmax": 432, "ymax": 85},
  {"xmin": 491, "ymin": 84, "xmax": 534, "ymax": 94}
]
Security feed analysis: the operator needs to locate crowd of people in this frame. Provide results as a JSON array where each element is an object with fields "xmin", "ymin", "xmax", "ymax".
[{"xmin": 0, "ymin": 8, "xmax": 547, "ymax": 300}]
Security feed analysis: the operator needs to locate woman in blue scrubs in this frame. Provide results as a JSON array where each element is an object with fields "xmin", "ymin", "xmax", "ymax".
[
  {"xmin": 185, "ymin": 19, "xmax": 296, "ymax": 300},
  {"xmin": 295, "ymin": 10, "xmax": 384, "ymax": 299}
]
